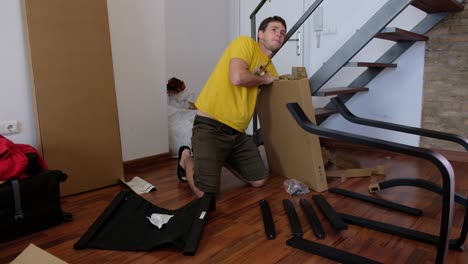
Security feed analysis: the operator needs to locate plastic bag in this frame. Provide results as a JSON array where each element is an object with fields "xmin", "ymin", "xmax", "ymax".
[{"xmin": 283, "ymin": 179, "xmax": 310, "ymax": 196}]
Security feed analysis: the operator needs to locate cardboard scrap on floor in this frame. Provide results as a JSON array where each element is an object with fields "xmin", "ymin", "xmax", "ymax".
[
  {"xmin": 11, "ymin": 244, "xmax": 68, "ymax": 264},
  {"xmin": 120, "ymin": 176, "xmax": 158, "ymax": 194},
  {"xmin": 323, "ymin": 148, "xmax": 387, "ymax": 182}
]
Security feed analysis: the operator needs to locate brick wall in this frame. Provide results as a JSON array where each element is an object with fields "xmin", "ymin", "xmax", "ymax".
[{"xmin": 421, "ymin": 3, "xmax": 468, "ymax": 151}]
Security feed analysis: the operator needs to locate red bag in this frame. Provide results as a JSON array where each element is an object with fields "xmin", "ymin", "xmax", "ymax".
[{"xmin": 0, "ymin": 136, "xmax": 47, "ymax": 181}]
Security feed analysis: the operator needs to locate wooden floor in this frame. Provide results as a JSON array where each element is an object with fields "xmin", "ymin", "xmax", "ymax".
[{"xmin": 0, "ymin": 145, "xmax": 467, "ymax": 263}]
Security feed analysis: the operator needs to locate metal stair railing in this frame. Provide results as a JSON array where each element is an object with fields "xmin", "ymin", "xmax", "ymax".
[
  {"xmin": 287, "ymin": 102, "xmax": 455, "ymax": 264},
  {"xmin": 249, "ymin": 0, "xmax": 267, "ymax": 41},
  {"xmin": 309, "ymin": 0, "xmax": 415, "ymax": 95},
  {"xmin": 324, "ymin": 0, "xmax": 466, "ymax": 109},
  {"xmin": 250, "ymin": 0, "xmax": 268, "ymax": 144}
]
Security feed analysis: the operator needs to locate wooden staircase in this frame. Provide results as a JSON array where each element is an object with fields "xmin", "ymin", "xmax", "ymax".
[{"xmin": 312, "ymin": 0, "xmax": 464, "ymax": 124}]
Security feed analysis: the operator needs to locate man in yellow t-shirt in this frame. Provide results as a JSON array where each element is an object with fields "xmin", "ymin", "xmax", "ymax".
[{"xmin": 177, "ymin": 16, "xmax": 287, "ymax": 197}]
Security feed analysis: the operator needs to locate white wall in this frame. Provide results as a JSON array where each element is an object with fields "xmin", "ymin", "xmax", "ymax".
[
  {"xmin": 0, "ymin": 0, "xmax": 432, "ymax": 164},
  {"xmin": 165, "ymin": 0, "xmax": 232, "ymax": 96},
  {"xmin": 1, "ymin": 0, "xmax": 234, "ymax": 162},
  {"xmin": 107, "ymin": 0, "xmax": 168, "ymax": 161},
  {"xmin": 0, "ymin": 1, "xmax": 36, "ymax": 146},
  {"xmin": 322, "ymin": 42, "xmax": 425, "ymax": 145}
]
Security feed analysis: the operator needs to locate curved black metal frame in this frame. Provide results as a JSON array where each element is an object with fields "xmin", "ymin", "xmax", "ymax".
[
  {"xmin": 332, "ymin": 96, "xmax": 467, "ymax": 250},
  {"xmin": 331, "ymin": 97, "xmax": 468, "ymax": 150},
  {"xmin": 287, "ymin": 102, "xmax": 455, "ymax": 264}
]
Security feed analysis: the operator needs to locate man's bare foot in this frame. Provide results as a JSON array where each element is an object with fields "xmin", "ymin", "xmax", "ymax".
[
  {"xmin": 177, "ymin": 146, "xmax": 191, "ymax": 182},
  {"xmin": 179, "ymin": 148, "xmax": 191, "ymax": 169}
]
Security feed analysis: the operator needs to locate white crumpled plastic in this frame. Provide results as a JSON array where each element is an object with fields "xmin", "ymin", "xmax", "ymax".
[
  {"xmin": 283, "ymin": 179, "xmax": 310, "ymax": 196},
  {"xmin": 147, "ymin": 213, "xmax": 174, "ymax": 229}
]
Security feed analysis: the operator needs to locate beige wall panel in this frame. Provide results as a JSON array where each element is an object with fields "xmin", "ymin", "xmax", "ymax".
[{"xmin": 24, "ymin": 0, "xmax": 123, "ymax": 195}]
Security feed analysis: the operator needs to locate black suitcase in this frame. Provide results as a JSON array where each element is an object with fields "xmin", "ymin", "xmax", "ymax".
[{"xmin": 0, "ymin": 170, "xmax": 71, "ymax": 242}]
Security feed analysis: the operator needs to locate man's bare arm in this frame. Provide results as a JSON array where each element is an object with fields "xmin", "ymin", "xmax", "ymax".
[{"xmin": 229, "ymin": 58, "xmax": 277, "ymax": 87}]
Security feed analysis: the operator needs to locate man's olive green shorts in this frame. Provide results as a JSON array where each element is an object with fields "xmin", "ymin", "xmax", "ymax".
[{"xmin": 191, "ymin": 115, "xmax": 267, "ymax": 193}]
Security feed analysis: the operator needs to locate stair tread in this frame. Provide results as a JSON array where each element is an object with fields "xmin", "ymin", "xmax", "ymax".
[
  {"xmin": 314, "ymin": 108, "xmax": 337, "ymax": 117},
  {"xmin": 315, "ymin": 87, "xmax": 369, "ymax": 96},
  {"xmin": 346, "ymin": 62, "xmax": 397, "ymax": 68},
  {"xmin": 412, "ymin": 0, "xmax": 464, "ymax": 13},
  {"xmin": 375, "ymin": 27, "xmax": 429, "ymax": 42}
]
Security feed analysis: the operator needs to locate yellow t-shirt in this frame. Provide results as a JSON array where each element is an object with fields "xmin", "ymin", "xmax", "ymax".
[{"xmin": 195, "ymin": 36, "xmax": 279, "ymax": 132}]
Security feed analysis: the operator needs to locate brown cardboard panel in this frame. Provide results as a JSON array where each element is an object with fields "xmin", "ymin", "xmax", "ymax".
[
  {"xmin": 24, "ymin": 0, "xmax": 123, "ymax": 195},
  {"xmin": 257, "ymin": 79, "xmax": 328, "ymax": 192},
  {"xmin": 11, "ymin": 244, "xmax": 68, "ymax": 264}
]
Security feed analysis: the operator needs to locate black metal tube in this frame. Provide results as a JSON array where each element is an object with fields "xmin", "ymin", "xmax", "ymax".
[
  {"xmin": 299, "ymin": 199, "xmax": 325, "ymax": 239},
  {"xmin": 249, "ymin": 0, "xmax": 267, "ymax": 19},
  {"xmin": 370, "ymin": 178, "xmax": 466, "ymax": 206},
  {"xmin": 339, "ymin": 213, "xmax": 439, "ymax": 245},
  {"xmin": 259, "ymin": 199, "xmax": 276, "ymax": 239},
  {"xmin": 287, "ymin": 102, "xmax": 454, "ymax": 264},
  {"xmin": 272, "ymin": 0, "xmax": 324, "ymax": 58},
  {"xmin": 282, "ymin": 199, "xmax": 303, "ymax": 237},
  {"xmin": 286, "ymin": 236, "xmax": 382, "ymax": 264},
  {"xmin": 312, "ymin": 195, "xmax": 348, "ymax": 230},
  {"xmin": 329, "ymin": 187, "xmax": 423, "ymax": 216}
]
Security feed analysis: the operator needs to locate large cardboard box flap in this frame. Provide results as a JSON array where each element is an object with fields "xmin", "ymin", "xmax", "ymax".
[
  {"xmin": 257, "ymin": 78, "xmax": 327, "ymax": 192},
  {"xmin": 11, "ymin": 244, "xmax": 68, "ymax": 264}
]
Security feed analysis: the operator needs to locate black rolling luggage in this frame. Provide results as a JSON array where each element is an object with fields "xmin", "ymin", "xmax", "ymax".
[{"xmin": 0, "ymin": 170, "xmax": 71, "ymax": 242}]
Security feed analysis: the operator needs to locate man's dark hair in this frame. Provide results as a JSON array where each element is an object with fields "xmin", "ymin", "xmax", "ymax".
[{"xmin": 258, "ymin": 16, "xmax": 287, "ymax": 33}]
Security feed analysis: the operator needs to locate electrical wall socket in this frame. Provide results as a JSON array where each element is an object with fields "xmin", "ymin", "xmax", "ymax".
[{"xmin": 0, "ymin": 120, "xmax": 20, "ymax": 135}]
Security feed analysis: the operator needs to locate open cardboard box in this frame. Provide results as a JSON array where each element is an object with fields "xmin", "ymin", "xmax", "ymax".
[{"xmin": 257, "ymin": 76, "xmax": 328, "ymax": 192}]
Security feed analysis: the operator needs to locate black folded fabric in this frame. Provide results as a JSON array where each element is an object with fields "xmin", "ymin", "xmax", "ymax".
[{"xmin": 74, "ymin": 191, "xmax": 206, "ymax": 251}]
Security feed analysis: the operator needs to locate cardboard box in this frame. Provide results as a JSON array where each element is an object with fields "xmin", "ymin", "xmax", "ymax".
[
  {"xmin": 11, "ymin": 244, "xmax": 68, "ymax": 264},
  {"xmin": 257, "ymin": 78, "xmax": 328, "ymax": 192}
]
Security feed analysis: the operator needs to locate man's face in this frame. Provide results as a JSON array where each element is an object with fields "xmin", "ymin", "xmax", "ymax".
[{"xmin": 258, "ymin": 21, "xmax": 286, "ymax": 53}]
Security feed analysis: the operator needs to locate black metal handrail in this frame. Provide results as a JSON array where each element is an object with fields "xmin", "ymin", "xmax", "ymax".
[
  {"xmin": 272, "ymin": 0, "xmax": 325, "ymax": 58},
  {"xmin": 250, "ymin": 0, "xmax": 267, "ymax": 40},
  {"xmin": 287, "ymin": 102, "xmax": 454, "ymax": 264}
]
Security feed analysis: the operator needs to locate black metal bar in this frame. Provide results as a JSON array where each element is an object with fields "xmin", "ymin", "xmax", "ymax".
[
  {"xmin": 369, "ymin": 178, "xmax": 467, "ymax": 251},
  {"xmin": 183, "ymin": 193, "xmax": 215, "ymax": 256},
  {"xmin": 286, "ymin": 236, "xmax": 382, "ymax": 264},
  {"xmin": 299, "ymin": 199, "xmax": 325, "ymax": 239},
  {"xmin": 259, "ymin": 199, "xmax": 276, "ymax": 240},
  {"xmin": 282, "ymin": 199, "xmax": 303, "ymax": 237},
  {"xmin": 329, "ymin": 187, "xmax": 423, "ymax": 216},
  {"xmin": 331, "ymin": 97, "xmax": 468, "ymax": 151},
  {"xmin": 451, "ymin": 199, "xmax": 468, "ymax": 251},
  {"xmin": 340, "ymin": 213, "xmax": 439, "ymax": 245},
  {"xmin": 340, "ymin": 211, "xmax": 467, "ymax": 251},
  {"xmin": 287, "ymin": 102, "xmax": 454, "ymax": 264},
  {"xmin": 250, "ymin": 0, "xmax": 267, "ymax": 145},
  {"xmin": 312, "ymin": 195, "xmax": 348, "ymax": 230},
  {"xmin": 369, "ymin": 178, "xmax": 467, "ymax": 206},
  {"xmin": 249, "ymin": 0, "xmax": 267, "ymax": 19}
]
